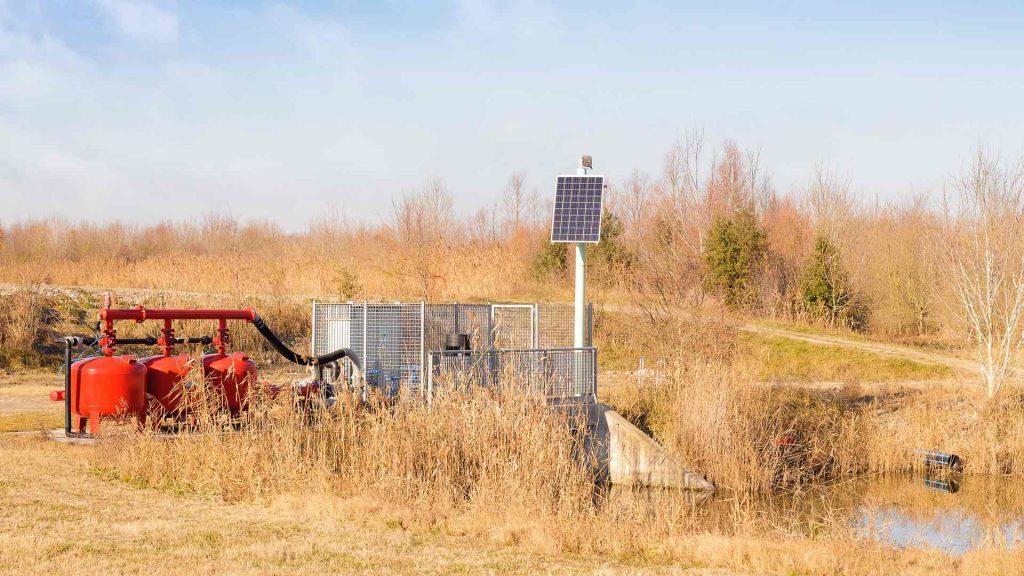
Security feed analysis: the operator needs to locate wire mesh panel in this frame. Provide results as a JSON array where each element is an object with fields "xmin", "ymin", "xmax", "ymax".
[
  {"xmin": 313, "ymin": 302, "xmax": 593, "ymax": 399},
  {"xmin": 536, "ymin": 303, "xmax": 593, "ymax": 347},
  {"xmin": 312, "ymin": 303, "xmax": 354, "ymax": 357},
  {"xmin": 423, "ymin": 304, "xmax": 455, "ymax": 355},
  {"xmin": 424, "ymin": 304, "xmax": 493, "ymax": 352},
  {"xmin": 492, "ymin": 305, "xmax": 535, "ymax": 349},
  {"xmin": 457, "ymin": 304, "xmax": 493, "ymax": 349},
  {"xmin": 313, "ymin": 303, "xmax": 424, "ymax": 395},
  {"xmin": 428, "ymin": 348, "xmax": 597, "ymax": 404},
  {"xmin": 362, "ymin": 304, "xmax": 423, "ymax": 395}
]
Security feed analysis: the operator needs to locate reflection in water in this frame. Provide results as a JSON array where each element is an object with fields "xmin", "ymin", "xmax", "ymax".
[
  {"xmin": 854, "ymin": 474, "xmax": 1024, "ymax": 554},
  {"xmin": 923, "ymin": 477, "xmax": 960, "ymax": 494},
  {"xmin": 856, "ymin": 505, "xmax": 1024, "ymax": 555},
  {"xmin": 601, "ymin": 474, "xmax": 1024, "ymax": 555}
]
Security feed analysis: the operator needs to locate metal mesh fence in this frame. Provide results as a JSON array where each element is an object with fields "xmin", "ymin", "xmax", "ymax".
[
  {"xmin": 423, "ymin": 304, "xmax": 492, "ymax": 353},
  {"xmin": 313, "ymin": 303, "xmax": 424, "ymax": 395},
  {"xmin": 536, "ymin": 303, "xmax": 592, "ymax": 348},
  {"xmin": 427, "ymin": 348, "xmax": 597, "ymax": 403},
  {"xmin": 492, "ymin": 305, "xmax": 534, "ymax": 349},
  {"xmin": 312, "ymin": 302, "xmax": 593, "ymax": 398}
]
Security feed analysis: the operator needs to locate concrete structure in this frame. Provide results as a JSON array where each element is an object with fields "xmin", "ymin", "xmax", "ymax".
[{"xmin": 569, "ymin": 403, "xmax": 715, "ymax": 492}]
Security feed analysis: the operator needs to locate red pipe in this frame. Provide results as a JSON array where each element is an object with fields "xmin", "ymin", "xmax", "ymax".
[
  {"xmin": 97, "ymin": 307, "xmax": 256, "ymax": 356},
  {"xmin": 99, "ymin": 307, "xmax": 256, "ymax": 322}
]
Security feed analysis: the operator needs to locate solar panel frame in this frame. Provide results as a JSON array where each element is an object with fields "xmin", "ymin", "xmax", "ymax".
[{"xmin": 550, "ymin": 174, "xmax": 605, "ymax": 244}]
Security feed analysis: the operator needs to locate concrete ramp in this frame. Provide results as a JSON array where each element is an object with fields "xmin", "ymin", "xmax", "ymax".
[{"xmin": 566, "ymin": 403, "xmax": 714, "ymax": 492}]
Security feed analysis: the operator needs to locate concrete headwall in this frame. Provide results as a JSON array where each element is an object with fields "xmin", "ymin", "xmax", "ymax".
[{"xmin": 565, "ymin": 403, "xmax": 714, "ymax": 492}]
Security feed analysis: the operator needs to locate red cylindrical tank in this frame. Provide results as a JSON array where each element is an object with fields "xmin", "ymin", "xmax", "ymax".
[
  {"xmin": 202, "ymin": 352, "xmax": 257, "ymax": 414},
  {"xmin": 141, "ymin": 354, "xmax": 193, "ymax": 418},
  {"xmin": 70, "ymin": 355, "xmax": 147, "ymax": 434}
]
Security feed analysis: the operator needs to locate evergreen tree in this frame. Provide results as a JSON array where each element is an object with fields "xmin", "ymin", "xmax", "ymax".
[
  {"xmin": 530, "ymin": 240, "xmax": 568, "ymax": 280},
  {"xmin": 799, "ymin": 236, "xmax": 869, "ymax": 330},
  {"xmin": 702, "ymin": 206, "xmax": 766, "ymax": 308},
  {"xmin": 531, "ymin": 212, "xmax": 632, "ymax": 283},
  {"xmin": 591, "ymin": 212, "xmax": 632, "ymax": 281}
]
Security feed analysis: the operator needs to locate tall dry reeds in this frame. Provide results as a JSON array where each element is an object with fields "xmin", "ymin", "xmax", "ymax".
[
  {"xmin": 0, "ymin": 285, "xmax": 51, "ymax": 368},
  {"xmin": 96, "ymin": 379, "xmax": 597, "ymax": 517}
]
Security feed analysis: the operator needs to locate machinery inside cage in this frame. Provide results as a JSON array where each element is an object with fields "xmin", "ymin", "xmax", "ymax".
[{"xmin": 312, "ymin": 302, "xmax": 596, "ymax": 403}]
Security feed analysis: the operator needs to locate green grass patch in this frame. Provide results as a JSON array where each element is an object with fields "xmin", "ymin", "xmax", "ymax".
[
  {"xmin": 740, "ymin": 332, "xmax": 954, "ymax": 382},
  {"xmin": 752, "ymin": 319, "xmax": 873, "ymax": 342}
]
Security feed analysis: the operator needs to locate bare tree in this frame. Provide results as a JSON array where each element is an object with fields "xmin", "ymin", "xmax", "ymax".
[
  {"xmin": 616, "ymin": 170, "xmax": 651, "ymax": 249},
  {"xmin": 943, "ymin": 149, "xmax": 1024, "ymax": 398},
  {"xmin": 501, "ymin": 172, "xmax": 527, "ymax": 235},
  {"xmin": 806, "ymin": 166, "xmax": 855, "ymax": 244},
  {"xmin": 391, "ymin": 179, "xmax": 454, "ymax": 299}
]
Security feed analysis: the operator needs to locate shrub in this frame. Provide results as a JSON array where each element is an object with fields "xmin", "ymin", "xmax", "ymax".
[
  {"xmin": 703, "ymin": 206, "xmax": 766, "ymax": 309},
  {"xmin": 530, "ymin": 240, "xmax": 568, "ymax": 281},
  {"xmin": 798, "ymin": 236, "xmax": 869, "ymax": 330}
]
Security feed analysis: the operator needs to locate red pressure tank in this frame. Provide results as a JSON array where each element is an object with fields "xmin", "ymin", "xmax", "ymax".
[
  {"xmin": 202, "ymin": 352, "xmax": 257, "ymax": 415},
  {"xmin": 70, "ymin": 355, "xmax": 147, "ymax": 434},
  {"xmin": 141, "ymin": 354, "xmax": 192, "ymax": 419}
]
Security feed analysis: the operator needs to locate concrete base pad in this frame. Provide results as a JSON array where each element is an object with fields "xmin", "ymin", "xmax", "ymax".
[{"xmin": 19, "ymin": 428, "xmax": 100, "ymax": 444}]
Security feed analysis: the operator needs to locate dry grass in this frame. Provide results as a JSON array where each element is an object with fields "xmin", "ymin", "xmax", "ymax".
[
  {"xmin": 858, "ymin": 387, "xmax": 1024, "ymax": 476},
  {"xmin": 607, "ymin": 358, "xmax": 1024, "ymax": 489},
  {"xmin": 3, "ymin": 419, "xmax": 1023, "ymax": 575},
  {"xmin": 96, "ymin": 383, "xmax": 596, "ymax": 516},
  {"xmin": 2, "ymin": 357, "xmax": 1024, "ymax": 572},
  {"xmin": 0, "ymin": 286, "xmax": 50, "ymax": 368},
  {"xmin": 1, "ymin": 240, "xmax": 1022, "ymax": 573},
  {"xmin": 0, "ymin": 216, "xmax": 552, "ymax": 304}
]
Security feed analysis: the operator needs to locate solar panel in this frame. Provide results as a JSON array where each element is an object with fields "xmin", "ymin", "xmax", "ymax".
[{"xmin": 550, "ymin": 175, "xmax": 605, "ymax": 243}]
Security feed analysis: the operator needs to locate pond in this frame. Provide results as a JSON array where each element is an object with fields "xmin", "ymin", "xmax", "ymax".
[
  {"xmin": 850, "ymin": 474, "xmax": 1024, "ymax": 554},
  {"xmin": 606, "ymin": 473, "xmax": 1024, "ymax": 555}
]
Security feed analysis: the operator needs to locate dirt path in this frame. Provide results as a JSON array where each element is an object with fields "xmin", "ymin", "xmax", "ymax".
[{"xmin": 740, "ymin": 323, "xmax": 983, "ymax": 375}]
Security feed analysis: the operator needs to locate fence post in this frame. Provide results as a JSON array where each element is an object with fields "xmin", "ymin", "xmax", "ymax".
[
  {"xmin": 311, "ymin": 299, "xmax": 317, "ymax": 356},
  {"xmin": 488, "ymin": 303, "xmax": 495, "ymax": 349},
  {"xmin": 532, "ymin": 304, "xmax": 539, "ymax": 348},
  {"xmin": 419, "ymin": 301, "xmax": 426, "ymax": 400},
  {"xmin": 454, "ymin": 302, "xmax": 460, "ymax": 335},
  {"xmin": 362, "ymin": 302, "xmax": 368, "ymax": 402},
  {"xmin": 427, "ymin": 352, "xmax": 433, "ymax": 408}
]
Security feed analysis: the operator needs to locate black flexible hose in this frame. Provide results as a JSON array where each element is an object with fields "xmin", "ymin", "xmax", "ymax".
[{"xmin": 252, "ymin": 314, "xmax": 359, "ymax": 368}]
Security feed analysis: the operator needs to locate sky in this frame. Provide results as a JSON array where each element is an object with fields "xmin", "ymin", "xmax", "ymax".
[{"xmin": 2, "ymin": 0, "xmax": 1024, "ymax": 230}]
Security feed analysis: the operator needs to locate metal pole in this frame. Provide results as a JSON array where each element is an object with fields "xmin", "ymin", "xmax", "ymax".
[
  {"xmin": 574, "ymin": 158, "xmax": 589, "ymax": 348},
  {"xmin": 419, "ymin": 302, "xmax": 425, "ymax": 400},
  {"xmin": 574, "ymin": 244, "xmax": 585, "ymax": 348},
  {"xmin": 64, "ymin": 338, "xmax": 73, "ymax": 436},
  {"xmin": 362, "ymin": 303, "xmax": 368, "ymax": 402},
  {"xmin": 310, "ymin": 299, "xmax": 317, "ymax": 356},
  {"xmin": 427, "ymin": 352, "xmax": 433, "ymax": 408}
]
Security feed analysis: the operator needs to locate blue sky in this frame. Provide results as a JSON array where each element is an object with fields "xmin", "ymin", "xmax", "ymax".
[{"xmin": 2, "ymin": 1, "xmax": 1023, "ymax": 229}]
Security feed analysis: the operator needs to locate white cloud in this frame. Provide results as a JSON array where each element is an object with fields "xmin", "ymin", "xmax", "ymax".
[
  {"xmin": 93, "ymin": 0, "xmax": 178, "ymax": 42},
  {"xmin": 0, "ymin": 20, "xmax": 94, "ymax": 104}
]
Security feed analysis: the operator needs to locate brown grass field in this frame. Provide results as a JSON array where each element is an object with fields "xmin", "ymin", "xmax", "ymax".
[{"xmin": 3, "ymin": 328, "xmax": 1024, "ymax": 574}]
